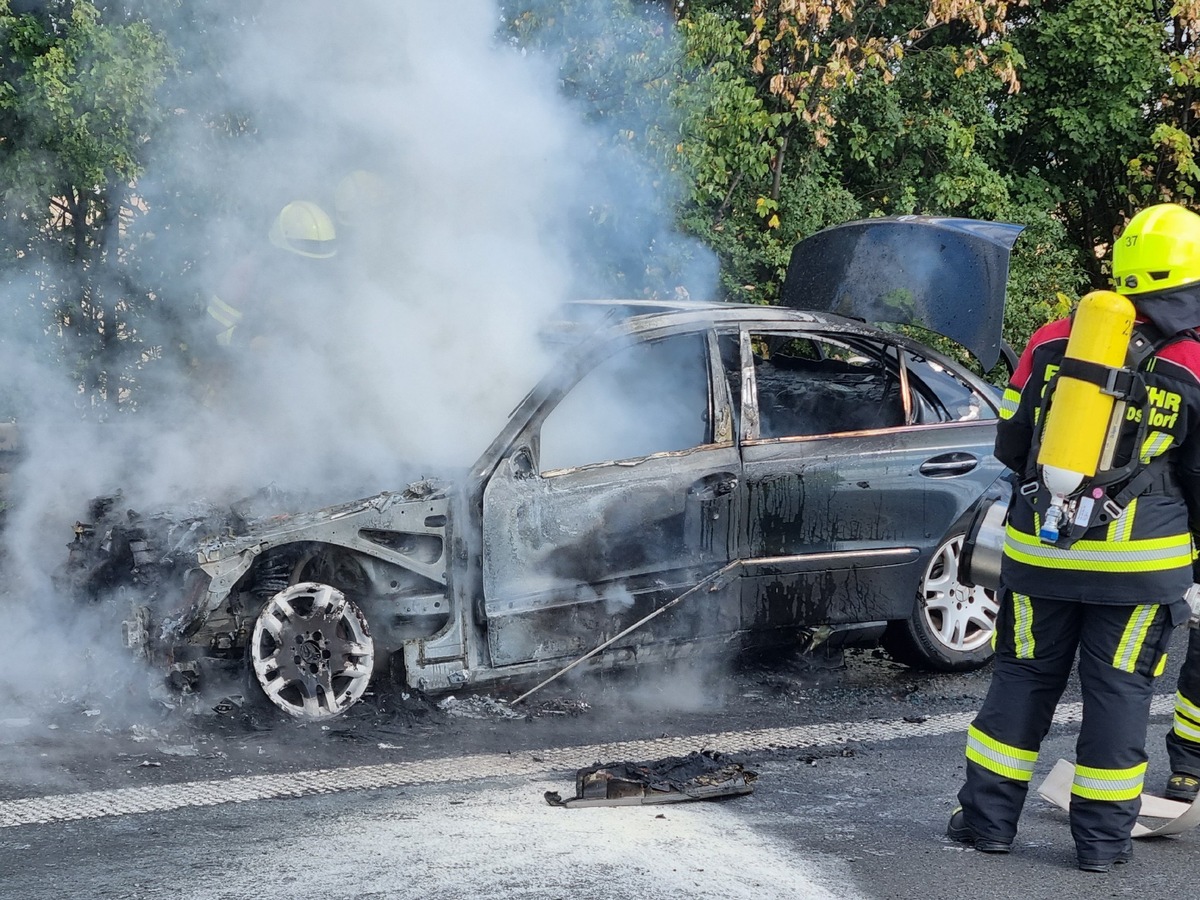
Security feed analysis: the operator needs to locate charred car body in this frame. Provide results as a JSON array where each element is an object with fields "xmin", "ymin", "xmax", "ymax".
[{"xmin": 63, "ymin": 217, "xmax": 1022, "ymax": 721}]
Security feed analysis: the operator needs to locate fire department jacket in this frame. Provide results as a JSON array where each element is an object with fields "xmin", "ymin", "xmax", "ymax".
[{"xmin": 997, "ymin": 309, "xmax": 1200, "ymax": 608}]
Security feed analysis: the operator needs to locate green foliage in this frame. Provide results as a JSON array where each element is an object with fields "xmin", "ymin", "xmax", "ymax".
[
  {"xmin": 501, "ymin": 0, "xmax": 724, "ymax": 298},
  {"xmin": 1000, "ymin": 0, "xmax": 1163, "ymax": 276},
  {"xmin": 5, "ymin": 0, "xmax": 1200, "ymax": 413},
  {"xmin": 0, "ymin": 0, "xmax": 175, "ymax": 411}
]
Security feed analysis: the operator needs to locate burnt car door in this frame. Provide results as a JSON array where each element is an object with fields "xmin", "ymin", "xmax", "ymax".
[
  {"xmin": 729, "ymin": 323, "xmax": 1005, "ymax": 635},
  {"xmin": 478, "ymin": 326, "xmax": 742, "ymax": 667}
]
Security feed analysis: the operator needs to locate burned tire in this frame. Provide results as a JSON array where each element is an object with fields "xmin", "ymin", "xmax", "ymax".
[
  {"xmin": 882, "ymin": 533, "xmax": 999, "ymax": 672},
  {"xmin": 246, "ymin": 581, "xmax": 375, "ymax": 720}
]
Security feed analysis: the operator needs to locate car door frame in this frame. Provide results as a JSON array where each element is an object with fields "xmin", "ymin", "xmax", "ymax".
[
  {"xmin": 731, "ymin": 321, "xmax": 1005, "ymax": 635},
  {"xmin": 470, "ymin": 318, "xmax": 745, "ymax": 670}
]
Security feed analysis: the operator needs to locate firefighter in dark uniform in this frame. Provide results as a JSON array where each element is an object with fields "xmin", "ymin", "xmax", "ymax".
[
  {"xmin": 190, "ymin": 200, "xmax": 338, "ymax": 405},
  {"xmin": 1167, "ymin": 619, "xmax": 1200, "ymax": 801},
  {"xmin": 948, "ymin": 203, "xmax": 1200, "ymax": 872},
  {"xmin": 206, "ymin": 199, "xmax": 338, "ymax": 349}
]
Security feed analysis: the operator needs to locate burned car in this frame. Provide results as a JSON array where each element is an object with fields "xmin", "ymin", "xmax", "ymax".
[{"xmin": 64, "ymin": 216, "xmax": 1021, "ymax": 720}]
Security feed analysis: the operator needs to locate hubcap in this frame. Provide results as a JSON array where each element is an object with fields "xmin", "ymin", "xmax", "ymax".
[
  {"xmin": 249, "ymin": 582, "xmax": 374, "ymax": 720},
  {"xmin": 921, "ymin": 535, "xmax": 999, "ymax": 653}
]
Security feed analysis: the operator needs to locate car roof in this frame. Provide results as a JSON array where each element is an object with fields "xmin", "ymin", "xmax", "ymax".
[{"xmin": 543, "ymin": 298, "xmax": 857, "ymax": 343}]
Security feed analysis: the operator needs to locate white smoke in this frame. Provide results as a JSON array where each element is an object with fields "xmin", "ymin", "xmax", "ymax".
[{"xmin": 0, "ymin": 0, "xmax": 719, "ymax": 722}]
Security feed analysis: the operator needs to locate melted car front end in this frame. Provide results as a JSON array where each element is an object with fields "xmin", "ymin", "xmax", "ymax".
[{"xmin": 64, "ymin": 484, "xmax": 456, "ymax": 717}]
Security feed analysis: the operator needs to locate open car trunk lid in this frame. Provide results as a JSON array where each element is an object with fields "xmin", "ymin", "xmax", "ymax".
[{"xmin": 781, "ymin": 215, "xmax": 1025, "ymax": 372}]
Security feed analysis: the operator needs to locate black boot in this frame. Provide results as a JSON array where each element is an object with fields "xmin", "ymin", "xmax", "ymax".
[
  {"xmin": 1165, "ymin": 773, "xmax": 1200, "ymax": 802},
  {"xmin": 946, "ymin": 807, "xmax": 1013, "ymax": 854},
  {"xmin": 1077, "ymin": 842, "xmax": 1132, "ymax": 873}
]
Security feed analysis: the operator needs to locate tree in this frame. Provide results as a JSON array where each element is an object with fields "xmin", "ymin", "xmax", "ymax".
[
  {"xmin": 501, "ymin": 0, "xmax": 722, "ymax": 299},
  {"xmin": 999, "ymin": 0, "xmax": 1163, "ymax": 280},
  {"xmin": 0, "ymin": 0, "xmax": 174, "ymax": 412}
]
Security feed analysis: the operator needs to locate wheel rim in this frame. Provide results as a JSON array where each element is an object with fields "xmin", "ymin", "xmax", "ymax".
[
  {"xmin": 249, "ymin": 582, "xmax": 375, "ymax": 720},
  {"xmin": 920, "ymin": 535, "xmax": 999, "ymax": 654}
]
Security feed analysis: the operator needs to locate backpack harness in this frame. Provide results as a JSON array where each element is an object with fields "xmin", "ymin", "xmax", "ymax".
[{"xmin": 1019, "ymin": 322, "xmax": 1198, "ymax": 548}]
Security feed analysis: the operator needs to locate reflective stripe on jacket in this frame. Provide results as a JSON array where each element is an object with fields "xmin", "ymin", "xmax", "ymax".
[{"xmin": 997, "ymin": 316, "xmax": 1200, "ymax": 604}]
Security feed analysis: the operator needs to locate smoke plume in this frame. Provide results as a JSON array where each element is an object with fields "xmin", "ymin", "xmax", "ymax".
[{"xmin": 0, "ymin": 0, "xmax": 719, "ymax": 723}]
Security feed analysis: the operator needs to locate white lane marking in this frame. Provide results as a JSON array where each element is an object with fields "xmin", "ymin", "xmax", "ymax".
[{"xmin": 0, "ymin": 694, "xmax": 1172, "ymax": 829}]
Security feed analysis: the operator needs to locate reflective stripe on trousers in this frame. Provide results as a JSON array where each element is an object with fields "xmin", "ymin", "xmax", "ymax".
[
  {"xmin": 957, "ymin": 594, "xmax": 1172, "ymax": 858},
  {"xmin": 1167, "ymin": 627, "xmax": 1200, "ymax": 775}
]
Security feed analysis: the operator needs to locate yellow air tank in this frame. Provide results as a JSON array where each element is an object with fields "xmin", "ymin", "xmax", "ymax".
[{"xmin": 1036, "ymin": 289, "xmax": 1136, "ymax": 542}]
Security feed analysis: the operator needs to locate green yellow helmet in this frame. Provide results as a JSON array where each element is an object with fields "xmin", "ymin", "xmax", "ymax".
[
  {"xmin": 333, "ymin": 169, "xmax": 387, "ymax": 226},
  {"xmin": 1112, "ymin": 203, "xmax": 1200, "ymax": 294},
  {"xmin": 268, "ymin": 200, "xmax": 337, "ymax": 258}
]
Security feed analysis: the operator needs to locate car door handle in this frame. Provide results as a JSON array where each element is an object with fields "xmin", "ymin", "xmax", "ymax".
[
  {"xmin": 690, "ymin": 473, "xmax": 739, "ymax": 498},
  {"xmin": 919, "ymin": 453, "xmax": 978, "ymax": 477}
]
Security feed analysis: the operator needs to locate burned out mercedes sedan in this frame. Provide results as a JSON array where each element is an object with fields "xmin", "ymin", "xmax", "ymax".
[{"xmin": 63, "ymin": 216, "xmax": 1021, "ymax": 720}]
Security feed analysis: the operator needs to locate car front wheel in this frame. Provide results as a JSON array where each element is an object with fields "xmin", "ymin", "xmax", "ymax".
[
  {"xmin": 247, "ymin": 581, "xmax": 376, "ymax": 719},
  {"xmin": 882, "ymin": 534, "xmax": 999, "ymax": 672}
]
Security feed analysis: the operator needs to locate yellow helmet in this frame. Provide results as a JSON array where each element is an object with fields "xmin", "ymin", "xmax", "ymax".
[
  {"xmin": 333, "ymin": 169, "xmax": 387, "ymax": 226},
  {"xmin": 1112, "ymin": 203, "xmax": 1200, "ymax": 294},
  {"xmin": 268, "ymin": 201, "xmax": 337, "ymax": 258}
]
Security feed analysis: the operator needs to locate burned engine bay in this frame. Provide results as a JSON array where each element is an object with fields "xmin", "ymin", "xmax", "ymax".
[{"xmin": 62, "ymin": 481, "xmax": 454, "ymax": 720}]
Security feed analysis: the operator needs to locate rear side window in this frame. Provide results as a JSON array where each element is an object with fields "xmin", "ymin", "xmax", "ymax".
[{"xmin": 903, "ymin": 351, "xmax": 998, "ymax": 424}]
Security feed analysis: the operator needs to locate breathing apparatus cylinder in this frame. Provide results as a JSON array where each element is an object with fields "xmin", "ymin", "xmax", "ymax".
[{"xmin": 1035, "ymin": 289, "xmax": 1136, "ymax": 543}]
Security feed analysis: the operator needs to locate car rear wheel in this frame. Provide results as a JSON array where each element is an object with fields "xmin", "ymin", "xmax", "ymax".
[
  {"xmin": 883, "ymin": 534, "xmax": 999, "ymax": 672},
  {"xmin": 247, "ymin": 581, "xmax": 375, "ymax": 720}
]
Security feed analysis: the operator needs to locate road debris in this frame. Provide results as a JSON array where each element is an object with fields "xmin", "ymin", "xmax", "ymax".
[{"xmin": 544, "ymin": 749, "xmax": 755, "ymax": 808}]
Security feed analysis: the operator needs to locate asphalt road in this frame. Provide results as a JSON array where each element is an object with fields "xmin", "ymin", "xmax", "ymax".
[{"xmin": 1, "ymin": 645, "xmax": 1197, "ymax": 899}]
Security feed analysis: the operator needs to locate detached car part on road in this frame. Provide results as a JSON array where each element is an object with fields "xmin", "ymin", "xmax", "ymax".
[{"xmin": 62, "ymin": 216, "xmax": 1021, "ymax": 720}]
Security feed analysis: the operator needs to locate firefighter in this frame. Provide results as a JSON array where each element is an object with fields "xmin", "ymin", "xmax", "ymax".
[
  {"xmin": 333, "ymin": 169, "xmax": 387, "ymax": 233},
  {"xmin": 206, "ymin": 199, "xmax": 338, "ymax": 349},
  {"xmin": 1168, "ymin": 611, "xmax": 1200, "ymax": 802},
  {"xmin": 948, "ymin": 203, "xmax": 1200, "ymax": 872},
  {"xmin": 186, "ymin": 199, "xmax": 338, "ymax": 406},
  {"xmin": 330, "ymin": 168, "xmax": 397, "ymax": 285}
]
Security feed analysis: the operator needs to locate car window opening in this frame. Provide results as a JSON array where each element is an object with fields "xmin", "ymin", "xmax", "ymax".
[
  {"xmin": 751, "ymin": 334, "xmax": 905, "ymax": 439},
  {"xmin": 538, "ymin": 333, "xmax": 712, "ymax": 473}
]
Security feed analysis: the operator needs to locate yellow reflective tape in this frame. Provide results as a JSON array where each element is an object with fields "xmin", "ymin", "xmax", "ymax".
[
  {"xmin": 1013, "ymin": 593, "xmax": 1035, "ymax": 659},
  {"xmin": 207, "ymin": 293, "xmax": 243, "ymax": 329},
  {"xmin": 1113, "ymin": 604, "xmax": 1155, "ymax": 673},
  {"xmin": 1140, "ymin": 431, "xmax": 1173, "ymax": 464},
  {"xmin": 1071, "ymin": 761, "xmax": 1147, "ymax": 802},
  {"xmin": 1177, "ymin": 690, "xmax": 1200, "ymax": 724},
  {"xmin": 999, "ymin": 388, "xmax": 1020, "ymax": 420},
  {"xmin": 1155, "ymin": 653, "xmax": 1169, "ymax": 677},
  {"xmin": 965, "ymin": 724, "xmax": 1037, "ymax": 781},
  {"xmin": 1007, "ymin": 526, "xmax": 1191, "ymax": 553},
  {"xmin": 1106, "ymin": 497, "xmax": 1137, "ymax": 544},
  {"xmin": 1004, "ymin": 526, "xmax": 1192, "ymax": 572},
  {"xmin": 1174, "ymin": 712, "xmax": 1200, "ymax": 743}
]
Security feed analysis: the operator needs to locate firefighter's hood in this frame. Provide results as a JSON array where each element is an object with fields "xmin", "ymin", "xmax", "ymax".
[
  {"xmin": 781, "ymin": 215, "xmax": 1025, "ymax": 372},
  {"xmin": 1130, "ymin": 283, "xmax": 1200, "ymax": 338}
]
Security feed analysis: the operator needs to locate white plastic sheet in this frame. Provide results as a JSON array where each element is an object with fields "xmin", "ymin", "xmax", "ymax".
[{"xmin": 1037, "ymin": 758, "xmax": 1200, "ymax": 838}]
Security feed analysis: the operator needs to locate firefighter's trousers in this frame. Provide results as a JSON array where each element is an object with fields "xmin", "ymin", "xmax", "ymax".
[
  {"xmin": 958, "ymin": 592, "xmax": 1172, "ymax": 860},
  {"xmin": 1167, "ymin": 624, "xmax": 1200, "ymax": 775}
]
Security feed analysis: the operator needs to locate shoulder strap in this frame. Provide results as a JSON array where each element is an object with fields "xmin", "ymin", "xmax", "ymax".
[{"xmin": 1022, "ymin": 322, "xmax": 1170, "ymax": 487}]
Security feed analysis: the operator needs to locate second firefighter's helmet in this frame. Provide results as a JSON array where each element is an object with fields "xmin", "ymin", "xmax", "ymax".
[
  {"xmin": 333, "ymin": 169, "xmax": 387, "ymax": 226},
  {"xmin": 1113, "ymin": 203, "xmax": 1200, "ymax": 295},
  {"xmin": 268, "ymin": 200, "xmax": 337, "ymax": 258}
]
